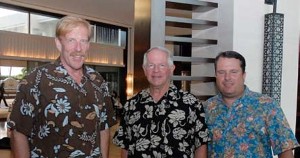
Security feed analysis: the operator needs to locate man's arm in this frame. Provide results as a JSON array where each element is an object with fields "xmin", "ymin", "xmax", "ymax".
[
  {"xmin": 121, "ymin": 148, "xmax": 128, "ymax": 158},
  {"xmin": 10, "ymin": 130, "xmax": 30, "ymax": 158},
  {"xmin": 100, "ymin": 129, "xmax": 110, "ymax": 158},
  {"xmin": 194, "ymin": 144, "xmax": 207, "ymax": 158},
  {"xmin": 278, "ymin": 149, "xmax": 294, "ymax": 158}
]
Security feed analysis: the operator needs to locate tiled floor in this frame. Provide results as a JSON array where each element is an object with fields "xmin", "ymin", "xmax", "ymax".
[
  {"xmin": 0, "ymin": 98, "xmax": 122, "ymax": 157},
  {"xmin": 0, "ymin": 99, "xmax": 13, "ymax": 158},
  {"xmin": 0, "ymin": 121, "xmax": 7, "ymax": 139},
  {"xmin": 0, "ymin": 98, "xmax": 12, "ymax": 139}
]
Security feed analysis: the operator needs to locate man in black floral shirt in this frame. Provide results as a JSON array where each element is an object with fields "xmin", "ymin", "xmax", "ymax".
[{"xmin": 113, "ymin": 46, "xmax": 209, "ymax": 157}]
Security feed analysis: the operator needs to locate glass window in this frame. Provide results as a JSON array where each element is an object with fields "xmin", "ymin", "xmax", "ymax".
[
  {"xmin": 0, "ymin": 7, "xmax": 28, "ymax": 33},
  {"xmin": 30, "ymin": 13, "xmax": 59, "ymax": 37},
  {"xmin": 0, "ymin": 66, "xmax": 25, "ymax": 78},
  {"xmin": 93, "ymin": 66, "xmax": 121, "ymax": 93},
  {"xmin": 90, "ymin": 25, "xmax": 96, "ymax": 43},
  {"xmin": 96, "ymin": 26, "xmax": 121, "ymax": 46},
  {"xmin": 119, "ymin": 29, "xmax": 127, "ymax": 47}
]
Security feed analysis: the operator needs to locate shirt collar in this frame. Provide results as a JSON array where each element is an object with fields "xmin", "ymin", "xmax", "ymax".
[
  {"xmin": 216, "ymin": 85, "xmax": 249, "ymax": 107},
  {"xmin": 53, "ymin": 57, "xmax": 97, "ymax": 82}
]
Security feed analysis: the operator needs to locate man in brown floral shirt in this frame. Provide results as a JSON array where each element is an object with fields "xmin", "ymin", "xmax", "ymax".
[{"xmin": 8, "ymin": 16, "xmax": 116, "ymax": 158}]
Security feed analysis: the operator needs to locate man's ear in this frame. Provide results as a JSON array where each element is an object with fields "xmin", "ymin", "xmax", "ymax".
[
  {"xmin": 171, "ymin": 64, "xmax": 175, "ymax": 72},
  {"xmin": 55, "ymin": 38, "xmax": 62, "ymax": 52}
]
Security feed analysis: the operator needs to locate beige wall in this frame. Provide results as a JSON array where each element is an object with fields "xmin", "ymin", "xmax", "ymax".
[
  {"xmin": 219, "ymin": 0, "xmax": 300, "ymax": 135},
  {"xmin": 0, "ymin": 0, "xmax": 134, "ymax": 27}
]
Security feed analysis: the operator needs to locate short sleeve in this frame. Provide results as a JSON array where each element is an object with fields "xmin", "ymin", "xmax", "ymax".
[
  {"xmin": 265, "ymin": 100, "xmax": 299, "ymax": 155},
  {"xmin": 7, "ymin": 71, "xmax": 39, "ymax": 136},
  {"xmin": 194, "ymin": 100, "xmax": 210, "ymax": 148},
  {"xmin": 100, "ymin": 94, "xmax": 117, "ymax": 130},
  {"xmin": 97, "ymin": 79, "xmax": 117, "ymax": 130}
]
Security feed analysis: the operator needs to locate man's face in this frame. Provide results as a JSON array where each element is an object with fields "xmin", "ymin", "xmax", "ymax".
[
  {"xmin": 55, "ymin": 25, "xmax": 90, "ymax": 71},
  {"xmin": 143, "ymin": 50, "xmax": 175, "ymax": 89},
  {"xmin": 215, "ymin": 57, "xmax": 245, "ymax": 100}
]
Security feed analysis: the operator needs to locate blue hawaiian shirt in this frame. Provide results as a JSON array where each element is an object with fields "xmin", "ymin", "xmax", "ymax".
[
  {"xmin": 7, "ymin": 58, "xmax": 116, "ymax": 158},
  {"xmin": 203, "ymin": 86, "xmax": 299, "ymax": 157}
]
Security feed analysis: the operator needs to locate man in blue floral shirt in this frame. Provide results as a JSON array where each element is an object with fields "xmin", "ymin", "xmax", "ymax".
[
  {"xmin": 8, "ymin": 16, "xmax": 116, "ymax": 158},
  {"xmin": 113, "ymin": 46, "xmax": 209, "ymax": 158},
  {"xmin": 204, "ymin": 51, "xmax": 299, "ymax": 157}
]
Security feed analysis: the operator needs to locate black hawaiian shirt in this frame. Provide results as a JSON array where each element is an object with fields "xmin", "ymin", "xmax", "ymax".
[{"xmin": 113, "ymin": 84, "xmax": 209, "ymax": 158}]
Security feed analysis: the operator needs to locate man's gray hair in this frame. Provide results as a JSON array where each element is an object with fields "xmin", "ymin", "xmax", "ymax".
[{"xmin": 142, "ymin": 46, "xmax": 174, "ymax": 68}]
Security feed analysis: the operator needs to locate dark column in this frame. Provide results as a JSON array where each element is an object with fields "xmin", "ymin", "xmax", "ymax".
[
  {"xmin": 262, "ymin": 0, "xmax": 284, "ymax": 102},
  {"xmin": 133, "ymin": 0, "xmax": 151, "ymax": 94}
]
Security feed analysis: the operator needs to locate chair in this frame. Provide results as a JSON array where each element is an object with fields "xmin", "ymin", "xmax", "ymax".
[{"xmin": 2, "ymin": 78, "xmax": 18, "ymax": 99}]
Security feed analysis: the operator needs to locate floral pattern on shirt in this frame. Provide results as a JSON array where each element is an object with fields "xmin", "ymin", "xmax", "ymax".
[
  {"xmin": 203, "ymin": 86, "xmax": 299, "ymax": 158},
  {"xmin": 7, "ymin": 58, "xmax": 116, "ymax": 158},
  {"xmin": 113, "ymin": 84, "xmax": 209, "ymax": 158}
]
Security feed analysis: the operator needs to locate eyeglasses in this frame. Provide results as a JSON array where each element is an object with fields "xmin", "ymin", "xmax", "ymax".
[{"xmin": 145, "ymin": 63, "xmax": 169, "ymax": 70}]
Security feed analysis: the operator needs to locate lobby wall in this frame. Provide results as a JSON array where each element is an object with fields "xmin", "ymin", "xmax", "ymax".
[{"xmin": 219, "ymin": 0, "xmax": 300, "ymax": 132}]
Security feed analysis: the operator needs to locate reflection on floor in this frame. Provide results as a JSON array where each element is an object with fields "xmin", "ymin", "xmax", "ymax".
[
  {"xmin": 0, "ymin": 121, "xmax": 7, "ymax": 139},
  {"xmin": 0, "ymin": 99, "xmax": 12, "ymax": 139},
  {"xmin": 0, "ymin": 98, "xmax": 13, "ymax": 158},
  {"xmin": 110, "ymin": 121, "xmax": 121, "ymax": 158}
]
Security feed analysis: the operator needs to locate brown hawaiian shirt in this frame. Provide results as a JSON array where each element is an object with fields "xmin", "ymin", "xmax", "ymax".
[{"xmin": 8, "ymin": 58, "xmax": 116, "ymax": 157}]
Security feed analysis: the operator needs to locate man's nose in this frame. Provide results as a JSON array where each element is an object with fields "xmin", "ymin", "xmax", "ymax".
[{"xmin": 75, "ymin": 42, "xmax": 82, "ymax": 51}]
